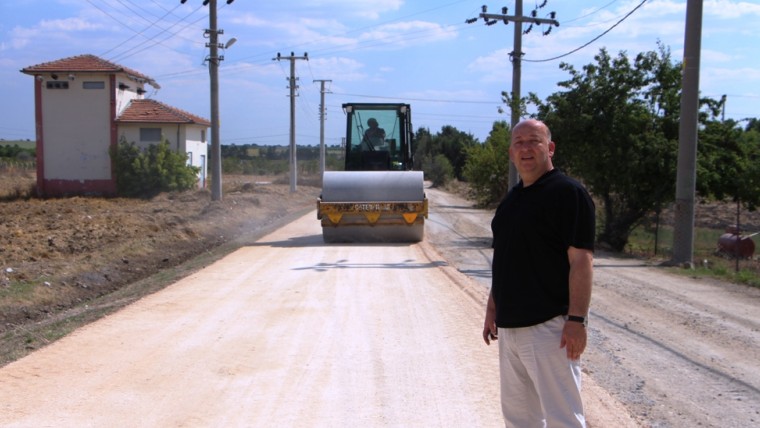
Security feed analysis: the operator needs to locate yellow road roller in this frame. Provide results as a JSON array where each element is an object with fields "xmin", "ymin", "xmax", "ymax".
[{"xmin": 317, "ymin": 103, "xmax": 427, "ymax": 243}]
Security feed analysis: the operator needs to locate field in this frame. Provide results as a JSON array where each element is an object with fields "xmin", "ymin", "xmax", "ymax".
[{"xmin": 0, "ymin": 166, "xmax": 320, "ymax": 364}]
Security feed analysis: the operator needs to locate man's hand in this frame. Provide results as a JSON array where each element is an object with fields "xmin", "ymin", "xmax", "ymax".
[
  {"xmin": 560, "ymin": 320, "xmax": 587, "ymax": 360},
  {"xmin": 483, "ymin": 321, "xmax": 498, "ymax": 345},
  {"xmin": 483, "ymin": 292, "xmax": 498, "ymax": 345}
]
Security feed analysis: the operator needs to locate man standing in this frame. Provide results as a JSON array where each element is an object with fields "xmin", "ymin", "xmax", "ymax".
[{"xmin": 483, "ymin": 119, "xmax": 595, "ymax": 427}]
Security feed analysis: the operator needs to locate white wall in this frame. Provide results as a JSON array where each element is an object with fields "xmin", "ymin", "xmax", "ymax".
[{"xmin": 41, "ymin": 73, "xmax": 111, "ymax": 180}]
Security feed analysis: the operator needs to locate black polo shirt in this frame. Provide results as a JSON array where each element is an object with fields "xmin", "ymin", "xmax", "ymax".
[{"xmin": 491, "ymin": 169, "xmax": 595, "ymax": 328}]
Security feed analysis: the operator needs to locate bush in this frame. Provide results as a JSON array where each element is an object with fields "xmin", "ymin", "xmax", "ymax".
[
  {"xmin": 463, "ymin": 141, "xmax": 509, "ymax": 207},
  {"xmin": 110, "ymin": 138, "xmax": 200, "ymax": 198},
  {"xmin": 424, "ymin": 154, "xmax": 454, "ymax": 187}
]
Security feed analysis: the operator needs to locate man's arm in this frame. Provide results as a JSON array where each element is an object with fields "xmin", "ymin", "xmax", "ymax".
[{"xmin": 561, "ymin": 246, "xmax": 593, "ymax": 359}]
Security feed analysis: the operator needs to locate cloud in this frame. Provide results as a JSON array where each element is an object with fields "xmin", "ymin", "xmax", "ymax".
[
  {"xmin": 229, "ymin": 12, "xmax": 353, "ymax": 50},
  {"xmin": 300, "ymin": 0, "xmax": 405, "ymax": 20},
  {"xmin": 357, "ymin": 20, "xmax": 457, "ymax": 49},
  {"xmin": 8, "ymin": 17, "xmax": 103, "ymax": 50},
  {"xmin": 38, "ymin": 17, "xmax": 102, "ymax": 32},
  {"xmin": 705, "ymin": 0, "xmax": 760, "ymax": 19},
  {"xmin": 308, "ymin": 56, "xmax": 366, "ymax": 82}
]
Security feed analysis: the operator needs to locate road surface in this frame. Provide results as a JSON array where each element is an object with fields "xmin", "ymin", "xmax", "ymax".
[
  {"xmin": 4, "ymin": 185, "xmax": 756, "ymax": 427},
  {"xmin": 2, "ymin": 198, "xmax": 507, "ymax": 427}
]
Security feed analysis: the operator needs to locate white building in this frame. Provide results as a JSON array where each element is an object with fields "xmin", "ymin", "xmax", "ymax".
[{"xmin": 21, "ymin": 54, "xmax": 210, "ymax": 197}]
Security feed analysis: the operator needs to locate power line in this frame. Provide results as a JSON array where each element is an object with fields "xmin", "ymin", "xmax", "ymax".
[
  {"xmin": 330, "ymin": 92, "xmax": 498, "ymax": 105},
  {"xmin": 562, "ymin": 0, "xmax": 623, "ymax": 25},
  {"xmin": 524, "ymin": 0, "xmax": 648, "ymax": 63}
]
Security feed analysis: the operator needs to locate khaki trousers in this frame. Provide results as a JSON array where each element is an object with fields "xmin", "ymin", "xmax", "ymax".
[{"xmin": 498, "ymin": 315, "xmax": 585, "ymax": 428}]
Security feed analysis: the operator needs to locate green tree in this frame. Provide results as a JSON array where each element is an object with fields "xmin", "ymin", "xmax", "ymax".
[
  {"xmin": 531, "ymin": 46, "xmax": 681, "ymax": 250},
  {"xmin": 698, "ymin": 117, "xmax": 760, "ymax": 218},
  {"xmin": 463, "ymin": 121, "xmax": 510, "ymax": 207},
  {"xmin": 413, "ymin": 127, "xmax": 434, "ymax": 171},
  {"xmin": 414, "ymin": 126, "xmax": 477, "ymax": 180},
  {"xmin": 423, "ymin": 154, "xmax": 454, "ymax": 187}
]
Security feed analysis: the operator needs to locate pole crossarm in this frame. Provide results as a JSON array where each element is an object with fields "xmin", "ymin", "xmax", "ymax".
[{"xmin": 479, "ymin": 13, "xmax": 558, "ymax": 27}]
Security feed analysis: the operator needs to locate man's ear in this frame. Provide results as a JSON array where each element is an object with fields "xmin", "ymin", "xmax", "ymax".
[{"xmin": 548, "ymin": 141, "xmax": 556, "ymax": 157}]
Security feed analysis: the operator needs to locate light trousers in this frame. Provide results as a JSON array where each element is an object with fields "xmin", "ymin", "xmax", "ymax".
[{"xmin": 498, "ymin": 315, "xmax": 585, "ymax": 428}]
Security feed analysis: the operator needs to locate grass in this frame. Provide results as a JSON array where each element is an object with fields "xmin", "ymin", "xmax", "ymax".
[{"xmin": 626, "ymin": 223, "xmax": 760, "ymax": 288}]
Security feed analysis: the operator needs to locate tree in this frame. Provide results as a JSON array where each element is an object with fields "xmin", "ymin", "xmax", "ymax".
[
  {"xmin": 424, "ymin": 154, "xmax": 455, "ymax": 187},
  {"xmin": 414, "ymin": 126, "xmax": 477, "ymax": 180},
  {"xmin": 435, "ymin": 126, "xmax": 477, "ymax": 180},
  {"xmin": 698, "ymin": 117, "xmax": 760, "ymax": 221},
  {"xmin": 463, "ymin": 121, "xmax": 510, "ymax": 207},
  {"xmin": 531, "ymin": 46, "xmax": 681, "ymax": 251}
]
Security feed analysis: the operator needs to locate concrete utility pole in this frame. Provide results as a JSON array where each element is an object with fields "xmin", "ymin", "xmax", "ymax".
[
  {"xmin": 180, "ymin": 0, "xmax": 235, "ymax": 201},
  {"xmin": 274, "ymin": 52, "xmax": 308, "ymax": 193},
  {"xmin": 314, "ymin": 79, "xmax": 332, "ymax": 176},
  {"xmin": 671, "ymin": 0, "xmax": 704, "ymax": 267},
  {"xmin": 468, "ymin": 2, "xmax": 559, "ymax": 190}
]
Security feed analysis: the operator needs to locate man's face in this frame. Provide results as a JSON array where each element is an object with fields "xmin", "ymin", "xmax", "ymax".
[{"xmin": 509, "ymin": 121, "xmax": 555, "ymax": 186}]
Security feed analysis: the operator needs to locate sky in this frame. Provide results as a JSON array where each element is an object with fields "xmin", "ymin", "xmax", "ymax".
[{"xmin": 1, "ymin": 0, "xmax": 759, "ymax": 148}]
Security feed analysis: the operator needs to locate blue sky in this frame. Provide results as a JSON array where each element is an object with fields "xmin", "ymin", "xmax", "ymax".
[{"xmin": 1, "ymin": 0, "xmax": 759, "ymax": 147}]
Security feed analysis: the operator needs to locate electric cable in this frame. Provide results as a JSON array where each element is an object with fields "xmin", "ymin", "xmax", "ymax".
[{"xmin": 524, "ymin": 0, "xmax": 648, "ymax": 63}]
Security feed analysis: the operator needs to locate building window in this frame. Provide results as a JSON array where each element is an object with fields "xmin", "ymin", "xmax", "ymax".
[
  {"xmin": 187, "ymin": 151, "xmax": 193, "ymax": 166},
  {"xmin": 201, "ymin": 130, "xmax": 206, "ymax": 143},
  {"xmin": 83, "ymin": 81, "xmax": 105, "ymax": 89},
  {"xmin": 140, "ymin": 128, "xmax": 162, "ymax": 142},
  {"xmin": 46, "ymin": 81, "xmax": 69, "ymax": 89}
]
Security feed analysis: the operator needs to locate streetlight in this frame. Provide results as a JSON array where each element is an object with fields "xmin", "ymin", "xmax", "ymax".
[{"xmin": 180, "ymin": 0, "xmax": 236, "ymax": 201}]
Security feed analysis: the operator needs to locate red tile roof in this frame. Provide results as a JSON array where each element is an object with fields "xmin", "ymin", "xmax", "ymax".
[
  {"xmin": 116, "ymin": 99, "xmax": 210, "ymax": 127},
  {"xmin": 21, "ymin": 54, "xmax": 158, "ymax": 88}
]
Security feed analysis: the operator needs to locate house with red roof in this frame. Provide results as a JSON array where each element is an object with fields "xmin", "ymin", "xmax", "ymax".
[{"xmin": 21, "ymin": 54, "xmax": 210, "ymax": 197}]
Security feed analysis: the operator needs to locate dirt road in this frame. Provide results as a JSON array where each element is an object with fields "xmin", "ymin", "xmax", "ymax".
[
  {"xmin": 0, "ymin": 206, "xmax": 508, "ymax": 427},
  {"xmin": 1, "ymin": 185, "xmax": 757, "ymax": 427},
  {"xmin": 424, "ymin": 187, "xmax": 760, "ymax": 427}
]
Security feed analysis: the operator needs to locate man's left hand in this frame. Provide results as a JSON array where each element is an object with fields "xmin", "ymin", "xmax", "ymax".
[{"xmin": 560, "ymin": 321, "xmax": 587, "ymax": 360}]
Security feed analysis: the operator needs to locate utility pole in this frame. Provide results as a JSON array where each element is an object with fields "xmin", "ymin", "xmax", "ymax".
[
  {"xmin": 314, "ymin": 79, "xmax": 332, "ymax": 176},
  {"xmin": 274, "ymin": 52, "xmax": 308, "ymax": 193},
  {"xmin": 180, "ymin": 0, "xmax": 235, "ymax": 201},
  {"xmin": 467, "ymin": 2, "xmax": 559, "ymax": 189},
  {"xmin": 671, "ymin": 0, "xmax": 704, "ymax": 267}
]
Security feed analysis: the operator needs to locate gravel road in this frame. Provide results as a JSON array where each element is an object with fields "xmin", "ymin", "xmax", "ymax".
[
  {"xmin": 0, "ymin": 185, "xmax": 757, "ymax": 427},
  {"xmin": 424, "ymin": 186, "xmax": 760, "ymax": 428},
  {"xmin": 0, "ymin": 195, "xmax": 504, "ymax": 427}
]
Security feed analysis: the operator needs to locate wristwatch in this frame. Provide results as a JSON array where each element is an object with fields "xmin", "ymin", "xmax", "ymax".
[{"xmin": 567, "ymin": 315, "xmax": 587, "ymax": 327}]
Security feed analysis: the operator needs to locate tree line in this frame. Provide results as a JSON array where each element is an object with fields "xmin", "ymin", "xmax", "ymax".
[
  {"xmin": 416, "ymin": 43, "xmax": 760, "ymax": 252},
  {"xmin": 132, "ymin": 42, "xmax": 755, "ymax": 254}
]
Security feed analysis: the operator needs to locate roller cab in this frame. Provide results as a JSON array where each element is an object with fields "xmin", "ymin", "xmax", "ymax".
[{"xmin": 317, "ymin": 103, "xmax": 427, "ymax": 243}]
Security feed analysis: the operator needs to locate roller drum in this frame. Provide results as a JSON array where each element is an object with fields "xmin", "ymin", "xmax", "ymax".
[
  {"xmin": 321, "ymin": 171, "xmax": 424, "ymax": 202},
  {"xmin": 319, "ymin": 171, "xmax": 426, "ymax": 243}
]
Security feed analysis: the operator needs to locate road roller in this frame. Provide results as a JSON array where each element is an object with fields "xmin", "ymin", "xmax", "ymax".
[{"xmin": 317, "ymin": 103, "xmax": 427, "ymax": 243}]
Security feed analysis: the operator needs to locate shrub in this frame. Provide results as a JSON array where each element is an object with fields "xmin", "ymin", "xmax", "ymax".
[
  {"xmin": 424, "ymin": 154, "xmax": 454, "ymax": 187},
  {"xmin": 463, "ymin": 141, "xmax": 509, "ymax": 207},
  {"xmin": 110, "ymin": 137, "xmax": 200, "ymax": 198}
]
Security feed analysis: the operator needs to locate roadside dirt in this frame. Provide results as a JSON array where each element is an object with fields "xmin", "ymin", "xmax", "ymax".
[{"xmin": 0, "ymin": 169, "xmax": 320, "ymax": 364}]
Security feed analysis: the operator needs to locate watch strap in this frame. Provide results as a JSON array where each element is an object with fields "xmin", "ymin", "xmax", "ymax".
[{"xmin": 567, "ymin": 315, "xmax": 587, "ymax": 326}]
